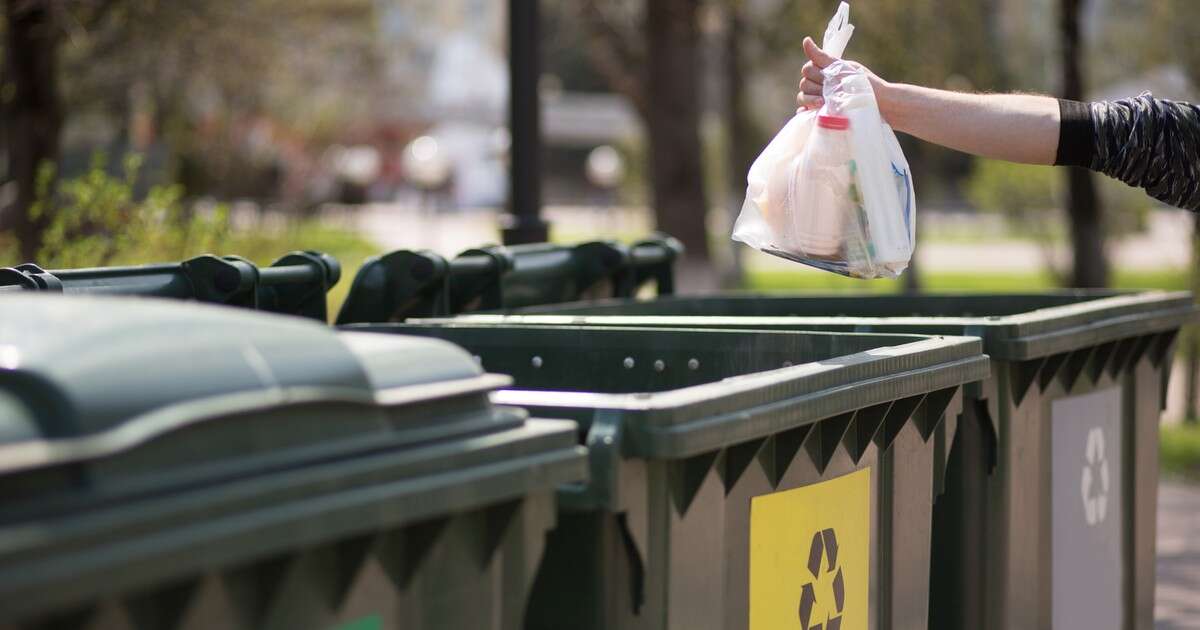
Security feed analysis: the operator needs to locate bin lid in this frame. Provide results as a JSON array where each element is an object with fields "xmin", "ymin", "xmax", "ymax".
[
  {"xmin": 0, "ymin": 294, "xmax": 483, "ymax": 445},
  {"xmin": 0, "ymin": 296, "xmax": 586, "ymax": 498}
]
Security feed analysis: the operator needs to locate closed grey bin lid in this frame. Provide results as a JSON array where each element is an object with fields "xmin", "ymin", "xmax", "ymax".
[
  {"xmin": 0, "ymin": 295, "xmax": 483, "ymax": 444},
  {"xmin": 0, "ymin": 295, "xmax": 586, "ymax": 621}
]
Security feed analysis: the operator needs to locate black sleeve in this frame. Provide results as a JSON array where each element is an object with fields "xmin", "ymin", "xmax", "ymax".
[
  {"xmin": 1054, "ymin": 94, "xmax": 1200, "ymax": 212},
  {"xmin": 1055, "ymin": 99, "xmax": 1094, "ymax": 168}
]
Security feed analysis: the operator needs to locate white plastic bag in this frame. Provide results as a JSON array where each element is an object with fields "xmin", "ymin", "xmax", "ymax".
[{"xmin": 732, "ymin": 2, "xmax": 916, "ymax": 279}]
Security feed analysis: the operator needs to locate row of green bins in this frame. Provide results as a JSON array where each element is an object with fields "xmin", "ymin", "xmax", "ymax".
[
  {"xmin": 0, "ymin": 295, "xmax": 586, "ymax": 630},
  {"xmin": 335, "ymin": 236, "xmax": 682, "ymax": 325},
  {"xmin": 450, "ymin": 290, "xmax": 1200, "ymax": 630},
  {"xmin": 0, "ymin": 250, "xmax": 341, "ymax": 321},
  {"xmin": 344, "ymin": 321, "xmax": 990, "ymax": 629}
]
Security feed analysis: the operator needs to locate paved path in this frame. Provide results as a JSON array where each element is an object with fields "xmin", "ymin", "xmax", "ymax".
[{"xmin": 1157, "ymin": 481, "xmax": 1200, "ymax": 629}]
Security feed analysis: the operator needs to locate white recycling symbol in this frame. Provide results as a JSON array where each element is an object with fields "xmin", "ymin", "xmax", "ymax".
[{"xmin": 1080, "ymin": 427, "xmax": 1109, "ymax": 526}]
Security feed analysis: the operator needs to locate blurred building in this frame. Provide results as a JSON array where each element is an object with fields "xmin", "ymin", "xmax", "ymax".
[{"xmin": 376, "ymin": 0, "xmax": 639, "ymax": 208}]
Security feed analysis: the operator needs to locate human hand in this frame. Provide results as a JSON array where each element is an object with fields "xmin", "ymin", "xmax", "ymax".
[{"xmin": 796, "ymin": 37, "xmax": 890, "ymax": 115}]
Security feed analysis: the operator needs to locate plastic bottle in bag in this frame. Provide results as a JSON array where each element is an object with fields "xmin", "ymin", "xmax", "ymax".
[{"xmin": 787, "ymin": 114, "xmax": 854, "ymax": 259}]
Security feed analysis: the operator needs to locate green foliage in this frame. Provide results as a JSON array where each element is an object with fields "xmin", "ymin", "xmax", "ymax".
[
  {"xmin": 701, "ymin": 115, "xmax": 731, "ymax": 206},
  {"xmin": 33, "ymin": 154, "xmax": 230, "ymax": 268},
  {"xmin": 1138, "ymin": 0, "xmax": 1200, "ymax": 89},
  {"xmin": 8, "ymin": 154, "xmax": 380, "ymax": 318},
  {"xmin": 1161, "ymin": 422, "xmax": 1200, "ymax": 480},
  {"xmin": 965, "ymin": 159, "xmax": 1061, "ymax": 231},
  {"xmin": 966, "ymin": 157, "xmax": 1151, "ymax": 239},
  {"xmin": 965, "ymin": 158, "xmax": 1065, "ymax": 277},
  {"xmin": 757, "ymin": 0, "xmax": 1008, "ymax": 99},
  {"xmin": 51, "ymin": 0, "xmax": 382, "ymax": 202},
  {"xmin": 615, "ymin": 137, "xmax": 648, "ymax": 207},
  {"xmin": 1098, "ymin": 176, "xmax": 1152, "ymax": 235}
]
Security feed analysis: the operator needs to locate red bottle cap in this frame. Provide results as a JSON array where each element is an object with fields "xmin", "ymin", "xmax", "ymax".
[{"xmin": 818, "ymin": 114, "xmax": 850, "ymax": 130}]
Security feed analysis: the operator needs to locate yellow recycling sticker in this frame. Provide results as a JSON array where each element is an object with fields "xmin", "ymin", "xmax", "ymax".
[{"xmin": 749, "ymin": 467, "xmax": 871, "ymax": 630}]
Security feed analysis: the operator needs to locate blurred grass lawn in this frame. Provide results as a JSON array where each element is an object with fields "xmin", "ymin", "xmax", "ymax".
[
  {"xmin": 747, "ymin": 268, "xmax": 1190, "ymax": 292},
  {"xmin": 1162, "ymin": 423, "xmax": 1200, "ymax": 480}
]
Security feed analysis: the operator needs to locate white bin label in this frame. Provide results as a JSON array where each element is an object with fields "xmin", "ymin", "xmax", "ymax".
[{"xmin": 1052, "ymin": 386, "xmax": 1124, "ymax": 630}]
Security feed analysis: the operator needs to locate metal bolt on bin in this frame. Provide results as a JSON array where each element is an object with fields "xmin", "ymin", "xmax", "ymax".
[
  {"xmin": 0, "ymin": 250, "xmax": 341, "ymax": 321},
  {"xmin": 343, "ymin": 322, "xmax": 990, "ymax": 630},
  {"xmin": 335, "ymin": 235, "xmax": 682, "ymax": 325},
  {"xmin": 457, "ymin": 289, "xmax": 1200, "ymax": 630},
  {"xmin": 0, "ymin": 295, "xmax": 587, "ymax": 630}
]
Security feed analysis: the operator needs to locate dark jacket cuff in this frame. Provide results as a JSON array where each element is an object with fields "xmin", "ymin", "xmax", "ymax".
[{"xmin": 1055, "ymin": 99, "xmax": 1094, "ymax": 167}]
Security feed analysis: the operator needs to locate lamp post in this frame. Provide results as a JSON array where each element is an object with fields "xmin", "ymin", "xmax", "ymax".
[{"xmin": 503, "ymin": 0, "xmax": 549, "ymax": 245}]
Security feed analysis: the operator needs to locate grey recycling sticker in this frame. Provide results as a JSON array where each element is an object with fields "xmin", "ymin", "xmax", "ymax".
[
  {"xmin": 799, "ymin": 528, "xmax": 845, "ymax": 630},
  {"xmin": 1081, "ymin": 426, "xmax": 1109, "ymax": 526}
]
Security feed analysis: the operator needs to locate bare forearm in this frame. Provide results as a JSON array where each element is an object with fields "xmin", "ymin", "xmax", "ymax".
[
  {"xmin": 796, "ymin": 33, "xmax": 1200, "ymax": 211},
  {"xmin": 878, "ymin": 83, "xmax": 1061, "ymax": 165}
]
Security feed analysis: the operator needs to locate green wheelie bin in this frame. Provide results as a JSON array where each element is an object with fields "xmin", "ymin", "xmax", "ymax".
[
  {"xmin": 0, "ymin": 295, "xmax": 586, "ymax": 630},
  {"xmin": 450, "ymin": 290, "xmax": 1199, "ymax": 630},
  {"xmin": 345, "ymin": 321, "xmax": 990, "ymax": 630}
]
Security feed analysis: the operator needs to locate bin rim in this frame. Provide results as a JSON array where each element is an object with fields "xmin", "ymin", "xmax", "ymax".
[
  {"xmin": 498, "ymin": 338, "xmax": 986, "ymax": 458},
  {"xmin": 436, "ymin": 290, "xmax": 1199, "ymax": 360},
  {"xmin": 354, "ymin": 323, "xmax": 990, "ymax": 459}
]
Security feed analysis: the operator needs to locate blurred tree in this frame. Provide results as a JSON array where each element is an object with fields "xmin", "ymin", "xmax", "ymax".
[
  {"xmin": 752, "ymin": 0, "xmax": 1008, "ymax": 143},
  {"xmin": 1130, "ymin": 0, "xmax": 1200, "ymax": 87},
  {"xmin": 1059, "ymin": 0, "xmax": 1108, "ymax": 288},
  {"xmin": 720, "ymin": 0, "xmax": 757, "ymax": 288},
  {"xmin": 575, "ymin": 0, "xmax": 711, "ymax": 266},
  {"xmin": 1, "ymin": 0, "xmax": 378, "ymax": 261},
  {"xmin": 645, "ymin": 0, "xmax": 710, "ymax": 265},
  {"xmin": 1144, "ymin": 0, "xmax": 1200, "ymax": 424},
  {"xmin": 64, "ymin": 0, "xmax": 379, "ymax": 197},
  {"xmin": 1170, "ymin": 0, "xmax": 1200, "ymax": 426},
  {"xmin": 1189, "ymin": 210, "xmax": 1200, "ymax": 425},
  {"xmin": 3, "ymin": 0, "xmax": 66, "ymax": 261},
  {"xmin": 542, "ymin": 4, "xmax": 612, "ymax": 93},
  {"xmin": 966, "ymin": 159, "xmax": 1066, "ymax": 282}
]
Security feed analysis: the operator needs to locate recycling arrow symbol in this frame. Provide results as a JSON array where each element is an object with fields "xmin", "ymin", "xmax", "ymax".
[
  {"xmin": 1081, "ymin": 426, "xmax": 1109, "ymax": 526},
  {"xmin": 799, "ymin": 528, "xmax": 845, "ymax": 630}
]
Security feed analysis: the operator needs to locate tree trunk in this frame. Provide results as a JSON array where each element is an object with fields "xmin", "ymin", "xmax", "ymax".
[
  {"xmin": 722, "ymin": 0, "xmax": 753, "ymax": 289},
  {"xmin": 3, "ymin": 0, "xmax": 62, "ymax": 262},
  {"xmin": 645, "ymin": 0, "xmax": 710, "ymax": 266},
  {"xmin": 1058, "ymin": 0, "xmax": 1108, "ymax": 288}
]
